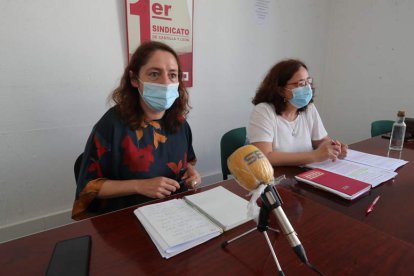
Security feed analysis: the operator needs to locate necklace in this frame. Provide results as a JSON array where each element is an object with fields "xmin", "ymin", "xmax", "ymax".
[{"xmin": 289, "ymin": 116, "xmax": 300, "ymax": 137}]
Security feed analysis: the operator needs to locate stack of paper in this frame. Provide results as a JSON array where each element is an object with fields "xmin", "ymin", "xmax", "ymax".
[
  {"xmin": 306, "ymin": 149, "xmax": 408, "ymax": 188},
  {"xmin": 134, "ymin": 186, "xmax": 251, "ymax": 259}
]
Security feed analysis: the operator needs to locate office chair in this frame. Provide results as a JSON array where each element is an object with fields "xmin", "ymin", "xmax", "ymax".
[
  {"xmin": 371, "ymin": 120, "xmax": 394, "ymax": 137},
  {"xmin": 74, "ymin": 153, "xmax": 84, "ymax": 185},
  {"xmin": 220, "ymin": 127, "xmax": 247, "ymax": 180}
]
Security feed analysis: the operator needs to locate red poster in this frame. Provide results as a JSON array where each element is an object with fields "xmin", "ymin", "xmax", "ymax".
[{"xmin": 125, "ymin": 0, "xmax": 194, "ymax": 87}]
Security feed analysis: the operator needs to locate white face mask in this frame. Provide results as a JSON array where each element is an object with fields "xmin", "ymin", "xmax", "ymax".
[{"xmin": 138, "ymin": 81, "xmax": 179, "ymax": 112}]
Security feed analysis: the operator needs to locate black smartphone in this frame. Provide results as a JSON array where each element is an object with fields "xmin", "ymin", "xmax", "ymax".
[
  {"xmin": 45, "ymin": 235, "xmax": 91, "ymax": 276},
  {"xmin": 176, "ymin": 167, "xmax": 188, "ymax": 193}
]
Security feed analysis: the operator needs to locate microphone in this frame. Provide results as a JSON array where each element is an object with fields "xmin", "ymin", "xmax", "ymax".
[{"xmin": 227, "ymin": 145, "xmax": 309, "ymax": 264}]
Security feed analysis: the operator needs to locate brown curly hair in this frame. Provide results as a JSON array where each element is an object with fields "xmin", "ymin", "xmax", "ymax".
[
  {"xmin": 252, "ymin": 59, "xmax": 314, "ymax": 115},
  {"xmin": 111, "ymin": 41, "xmax": 190, "ymax": 133}
]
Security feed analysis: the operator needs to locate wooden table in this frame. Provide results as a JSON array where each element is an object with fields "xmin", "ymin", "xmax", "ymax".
[
  {"xmin": 277, "ymin": 136, "xmax": 414, "ymax": 245},
  {"xmin": 1, "ymin": 177, "xmax": 414, "ymax": 275}
]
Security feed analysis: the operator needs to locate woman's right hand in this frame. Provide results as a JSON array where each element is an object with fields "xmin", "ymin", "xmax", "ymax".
[
  {"xmin": 314, "ymin": 139, "xmax": 341, "ymax": 162},
  {"xmin": 135, "ymin": 177, "xmax": 180, "ymax": 199}
]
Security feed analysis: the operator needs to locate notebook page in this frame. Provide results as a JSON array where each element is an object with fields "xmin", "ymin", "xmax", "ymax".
[
  {"xmin": 135, "ymin": 209, "xmax": 220, "ymax": 259},
  {"xmin": 307, "ymin": 159, "xmax": 397, "ymax": 187},
  {"xmin": 345, "ymin": 149, "xmax": 408, "ymax": 171},
  {"xmin": 135, "ymin": 199, "xmax": 221, "ymax": 248},
  {"xmin": 184, "ymin": 186, "xmax": 251, "ymax": 231}
]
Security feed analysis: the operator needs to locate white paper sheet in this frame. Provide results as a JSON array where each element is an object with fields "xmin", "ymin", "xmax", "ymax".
[
  {"xmin": 345, "ymin": 149, "xmax": 408, "ymax": 171},
  {"xmin": 307, "ymin": 159, "xmax": 397, "ymax": 187}
]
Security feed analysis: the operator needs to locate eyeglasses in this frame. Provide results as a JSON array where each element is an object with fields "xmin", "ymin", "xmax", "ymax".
[{"xmin": 287, "ymin": 77, "xmax": 313, "ymax": 88}]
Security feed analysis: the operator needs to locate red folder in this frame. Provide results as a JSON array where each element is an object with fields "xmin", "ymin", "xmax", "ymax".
[{"xmin": 295, "ymin": 168, "xmax": 371, "ymax": 200}]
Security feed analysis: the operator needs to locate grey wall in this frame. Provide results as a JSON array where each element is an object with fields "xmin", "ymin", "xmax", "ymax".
[
  {"xmin": 1, "ymin": 1, "xmax": 125, "ymax": 230},
  {"xmin": 320, "ymin": 0, "xmax": 414, "ymax": 144}
]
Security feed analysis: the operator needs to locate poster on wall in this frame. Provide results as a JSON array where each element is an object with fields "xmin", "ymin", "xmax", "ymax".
[{"xmin": 125, "ymin": 0, "xmax": 194, "ymax": 87}]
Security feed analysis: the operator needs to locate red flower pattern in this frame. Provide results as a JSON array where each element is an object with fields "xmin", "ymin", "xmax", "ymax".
[
  {"xmin": 167, "ymin": 160, "xmax": 183, "ymax": 175},
  {"xmin": 167, "ymin": 153, "xmax": 187, "ymax": 177},
  {"xmin": 94, "ymin": 134, "xmax": 107, "ymax": 158},
  {"xmin": 121, "ymin": 136, "xmax": 154, "ymax": 172},
  {"xmin": 87, "ymin": 162, "xmax": 103, "ymax": 178}
]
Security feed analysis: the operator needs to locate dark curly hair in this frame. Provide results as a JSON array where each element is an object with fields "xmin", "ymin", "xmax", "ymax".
[
  {"xmin": 252, "ymin": 59, "xmax": 314, "ymax": 115},
  {"xmin": 111, "ymin": 41, "xmax": 190, "ymax": 133}
]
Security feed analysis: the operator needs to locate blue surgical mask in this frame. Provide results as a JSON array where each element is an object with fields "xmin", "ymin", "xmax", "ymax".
[
  {"xmin": 139, "ymin": 81, "xmax": 179, "ymax": 112},
  {"xmin": 288, "ymin": 85, "xmax": 313, "ymax": 109}
]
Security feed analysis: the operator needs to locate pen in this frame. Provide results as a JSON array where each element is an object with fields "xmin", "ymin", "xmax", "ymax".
[{"xmin": 366, "ymin": 195, "xmax": 380, "ymax": 214}]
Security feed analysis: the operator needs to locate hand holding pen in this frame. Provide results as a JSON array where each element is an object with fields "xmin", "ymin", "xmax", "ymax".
[
  {"xmin": 315, "ymin": 139, "xmax": 342, "ymax": 162},
  {"xmin": 331, "ymin": 139, "xmax": 348, "ymax": 160}
]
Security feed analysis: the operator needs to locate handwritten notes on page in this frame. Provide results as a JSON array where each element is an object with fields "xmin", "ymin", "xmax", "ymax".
[
  {"xmin": 134, "ymin": 199, "xmax": 221, "ymax": 259},
  {"xmin": 135, "ymin": 186, "xmax": 252, "ymax": 258}
]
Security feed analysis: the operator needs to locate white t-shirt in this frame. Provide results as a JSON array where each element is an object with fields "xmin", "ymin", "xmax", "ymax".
[{"xmin": 247, "ymin": 103, "xmax": 328, "ymax": 152}]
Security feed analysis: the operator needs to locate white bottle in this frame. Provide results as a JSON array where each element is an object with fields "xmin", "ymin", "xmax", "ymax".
[{"xmin": 389, "ymin": 110, "xmax": 406, "ymax": 151}]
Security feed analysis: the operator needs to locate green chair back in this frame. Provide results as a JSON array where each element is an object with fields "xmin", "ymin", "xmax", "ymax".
[
  {"xmin": 220, "ymin": 127, "xmax": 246, "ymax": 180},
  {"xmin": 371, "ymin": 120, "xmax": 394, "ymax": 137}
]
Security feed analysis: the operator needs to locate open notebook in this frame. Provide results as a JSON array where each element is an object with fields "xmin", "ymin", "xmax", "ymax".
[{"xmin": 134, "ymin": 186, "xmax": 251, "ymax": 259}]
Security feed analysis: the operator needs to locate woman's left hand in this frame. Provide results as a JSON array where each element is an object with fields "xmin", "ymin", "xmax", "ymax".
[{"xmin": 182, "ymin": 164, "xmax": 202, "ymax": 190}]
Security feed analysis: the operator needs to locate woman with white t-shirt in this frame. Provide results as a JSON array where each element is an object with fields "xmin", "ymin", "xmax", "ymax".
[{"xmin": 247, "ymin": 59, "xmax": 347, "ymax": 166}]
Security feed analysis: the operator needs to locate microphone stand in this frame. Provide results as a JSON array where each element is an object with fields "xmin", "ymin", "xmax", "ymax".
[
  {"xmin": 222, "ymin": 184, "xmax": 324, "ymax": 275},
  {"xmin": 221, "ymin": 190, "xmax": 285, "ymax": 275},
  {"xmin": 221, "ymin": 176, "xmax": 286, "ymax": 248}
]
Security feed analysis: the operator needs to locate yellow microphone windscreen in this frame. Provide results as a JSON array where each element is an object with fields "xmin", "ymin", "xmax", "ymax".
[{"xmin": 227, "ymin": 145, "xmax": 274, "ymax": 191}]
